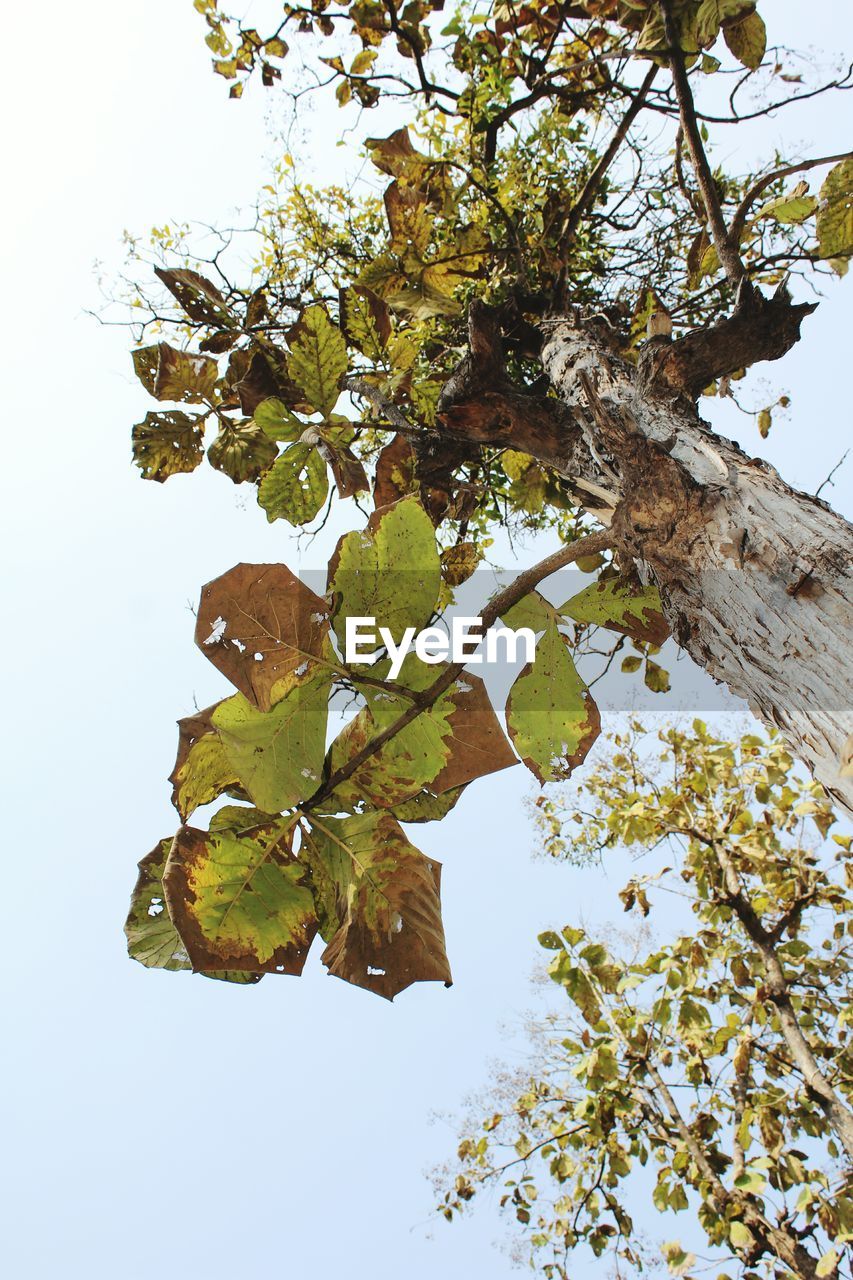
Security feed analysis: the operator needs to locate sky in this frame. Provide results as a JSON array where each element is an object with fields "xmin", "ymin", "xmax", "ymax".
[{"xmin": 1, "ymin": 4, "xmax": 851, "ymax": 1279}]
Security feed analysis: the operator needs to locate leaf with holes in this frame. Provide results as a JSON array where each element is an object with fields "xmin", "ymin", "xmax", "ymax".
[
  {"xmin": 125, "ymin": 839, "xmax": 261, "ymax": 983},
  {"xmin": 164, "ymin": 819, "xmax": 318, "ymax": 973},
  {"xmin": 140, "ymin": 343, "xmax": 219, "ymax": 404},
  {"xmin": 211, "ymin": 670, "xmax": 332, "ymax": 813},
  {"xmin": 301, "ymin": 810, "xmax": 451, "ymax": 999},
  {"xmin": 257, "ymin": 442, "xmax": 329, "ymax": 524},
  {"xmin": 131, "ymin": 410, "xmax": 205, "ymax": 482},
  {"xmin": 339, "ymin": 286, "xmax": 392, "ymax": 359},
  {"xmin": 506, "ymin": 622, "xmax": 601, "ymax": 782},
  {"xmin": 195, "ymin": 561, "xmax": 331, "ymax": 711},
  {"xmin": 286, "ymin": 305, "xmax": 348, "ymax": 416},
  {"xmin": 154, "ymin": 266, "xmax": 233, "ymax": 327}
]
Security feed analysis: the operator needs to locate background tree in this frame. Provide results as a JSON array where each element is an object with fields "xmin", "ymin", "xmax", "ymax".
[
  {"xmin": 441, "ymin": 723, "xmax": 852, "ymax": 1280},
  {"xmin": 120, "ymin": 1, "xmax": 853, "ymax": 996}
]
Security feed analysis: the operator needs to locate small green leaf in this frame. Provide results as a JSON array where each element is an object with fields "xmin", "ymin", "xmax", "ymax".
[
  {"xmin": 560, "ymin": 574, "xmax": 669, "ymax": 647},
  {"xmin": 257, "ymin": 441, "xmax": 329, "ymax": 524},
  {"xmin": 254, "ymin": 396, "xmax": 303, "ymax": 441},
  {"xmin": 728, "ymin": 1221, "xmax": 755, "ymax": 1250}
]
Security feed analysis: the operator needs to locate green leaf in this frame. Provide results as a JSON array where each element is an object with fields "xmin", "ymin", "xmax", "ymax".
[
  {"xmin": 131, "ymin": 410, "xmax": 205, "ymax": 482},
  {"xmin": 389, "ymin": 784, "xmax": 466, "ymax": 823},
  {"xmin": 329, "ymin": 495, "xmax": 441, "ymax": 646},
  {"xmin": 164, "ymin": 819, "xmax": 318, "ymax": 973},
  {"xmin": 817, "ymin": 157, "xmax": 853, "ymax": 260},
  {"xmin": 257, "ymin": 441, "xmax": 329, "ymax": 524},
  {"xmin": 723, "ymin": 11, "xmax": 766, "ymax": 70},
  {"xmin": 753, "ymin": 182, "xmax": 817, "ymax": 226},
  {"xmin": 194, "ymin": 561, "xmax": 331, "ymax": 712},
  {"xmin": 169, "ymin": 702, "xmax": 239, "ymax": 821},
  {"xmin": 560, "ymin": 573, "xmax": 669, "ymax": 647},
  {"xmin": 505, "ymin": 623, "xmax": 601, "ymax": 783},
  {"xmin": 207, "ymin": 420, "xmax": 277, "ymax": 483},
  {"xmin": 301, "ymin": 810, "xmax": 451, "ymax": 999},
  {"xmin": 253, "ymin": 396, "xmax": 304, "ymax": 442},
  {"xmin": 286, "ymin": 305, "xmax": 348, "ymax": 416},
  {"xmin": 211, "ymin": 671, "xmax": 332, "ymax": 813},
  {"xmin": 728, "ymin": 1221, "xmax": 755, "ymax": 1250}
]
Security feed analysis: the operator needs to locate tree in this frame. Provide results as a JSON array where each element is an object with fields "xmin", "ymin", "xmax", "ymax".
[
  {"xmin": 440, "ymin": 722, "xmax": 852, "ymax": 1280},
  {"xmin": 121, "ymin": 1, "xmax": 853, "ymax": 995}
]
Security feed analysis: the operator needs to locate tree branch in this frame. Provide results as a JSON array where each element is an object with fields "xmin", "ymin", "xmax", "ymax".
[{"xmin": 730, "ymin": 150, "xmax": 853, "ymax": 246}]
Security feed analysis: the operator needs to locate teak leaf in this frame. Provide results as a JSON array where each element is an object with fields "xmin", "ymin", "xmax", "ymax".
[
  {"xmin": 169, "ymin": 702, "xmax": 239, "ymax": 821},
  {"xmin": 329, "ymin": 496, "xmax": 440, "ymax": 646},
  {"xmin": 817, "ymin": 157, "xmax": 853, "ymax": 260},
  {"xmin": 154, "ymin": 266, "xmax": 232, "ymax": 327},
  {"xmin": 257, "ymin": 441, "xmax": 329, "ymax": 524},
  {"xmin": 194, "ymin": 562, "xmax": 331, "ymax": 712},
  {"xmin": 560, "ymin": 573, "xmax": 669, "ymax": 647},
  {"xmin": 131, "ymin": 410, "xmax": 205, "ymax": 482},
  {"xmin": 211, "ymin": 672, "xmax": 331, "ymax": 813},
  {"xmin": 302, "ymin": 811, "xmax": 451, "ymax": 1000},
  {"xmin": 286, "ymin": 305, "xmax": 348, "ymax": 417},
  {"xmin": 373, "ymin": 434, "xmax": 417, "ymax": 509},
  {"xmin": 506, "ymin": 623, "xmax": 601, "ymax": 783},
  {"xmin": 207, "ymin": 420, "xmax": 277, "ymax": 484},
  {"xmin": 164, "ymin": 820, "xmax": 318, "ymax": 973}
]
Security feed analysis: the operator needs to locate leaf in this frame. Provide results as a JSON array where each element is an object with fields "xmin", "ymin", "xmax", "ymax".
[
  {"xmin": 194, "ymin": 561, "xmax": 331, "ymax": 711},
  {"xmin": 164, "ymin": 820, "xmax": 318, "ymax": 973},
  {"xmin": 150, "ymin": 343, "xmax": 219, "ymax": 404},
  {"xmin": 365, "ymin": 127, "xmax": 433, "ymax": 184},
  {"xmin": 663, "ymin": 1242, "xmax": 697, "ymax": 1277},
  {"xmin": 125, "ymin": 839, "xmax": 261, "ymax": 983},
  {"xmin": 757, "ymin": 407, "xmax": 772, "ymax": 438},
  {"xmin": 131, "ymin": 410, "xmax": 205, "ymax": 482},
  {"xmin": 211, "ymin": 672, "xmax": 331, "ymax": 813},
  {"xmin": 560, "ymin": 573, "xmax": 669, "ymax": 647},
  {"xmin": 384, "ymin": 181, "xmax": 433, "ymax": 253},
  {"xmin": 441, "ymin": 542, "xmax": 481, "ymax": 587},
  {"xmin": 753, "ymin": 182, "xmax": 817, "ymax": 226},
  {"xmin": 286, "ymin": 305, "xmax": 348, "ymax": 416},
  {"xmin": 373, "ymin": 434, "xmax": 417, "ymax": 509},
  {"xmin": 257, "ymin": 441, "xmax": 329, "ymax": 524},
  {"xmin": 817, "ymin": 1250, "xmax": 840, "ymax": 1278},
  {"xmin": 301, "ymin": 810, "xmax": 451, "ymax": 999},
  {"xmin": 253, "ymin": 396, "xmax": 303, "ymax": 442},
  {"xmin": 154, "ymin": 266, "xmax": 233, "ymax": 326},
  {"xmin": 324, "ymin": 440, "xmax": 369, "ymax": 499},
  {"xmin": 169, "ymin": 702, "xmax": 239, "ymax": 821},
  {"xmin": 339, "ymin": 286, "xmax": 392, "ymax": 358},
  {"xmin": 207, "ymin": 420, "xmax": 277, "ymax": 483},
  {"xmin": 329, "ymin": 495, "xmax": 440, "ymax": 646},
  {"xmin": 728, "ymin": 1221, "xmax": 755, "ymax": 1251},
  {"xmin": 505, "ymin": 623, "xmax": 601, "ymax": 783},
  {"xmin": 723, "ymin": 11, "xmax": 766, "ymax": 70},
  {"xmin": 816, "ymin": 157, "xmax": 853, "ymax": 260},
  {"xmin": 390, "ymin": 784, "xmax": 466, "ymax": 823},
  {"xmin": 125, "ymin": 839, "xmax": 192, "ymax": 971},
  {"xmin": 644, "ymin": 659, "xmax": 671, "ymax": 693}
]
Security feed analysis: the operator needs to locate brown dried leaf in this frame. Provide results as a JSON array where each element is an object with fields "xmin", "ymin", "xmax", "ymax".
[
  {"xmin": 195, "ymin": 563, "xmax": 331, "ymax": 711},
  {"xmin": 373, "ymin": 433, "xmax": 417, "ymax": 509}
]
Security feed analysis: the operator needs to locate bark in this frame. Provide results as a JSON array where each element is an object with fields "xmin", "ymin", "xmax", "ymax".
[{"xmin": 439, "ymin": 305, "xmax": 853, "ymax": 814}]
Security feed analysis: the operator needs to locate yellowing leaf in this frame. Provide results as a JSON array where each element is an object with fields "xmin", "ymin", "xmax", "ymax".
[
  {"xmin": 207, "ymin": 420, "xmax": 277, "ymax": 483},
  {"xmin": 505, "ymin": 623, "xmax": 601, "ymax": 783},
  {"xmin": 257, "ymin": 441, "xmax": 329, "ymax": 525},
  {"xmin": 286, "ymin": 305, "xmax": 348, "ymax": 416},
  {"xmin": 146, "ymin": 343, "xmax": 219, "ymax": 403},
  {"xmin": 817, "ymin": 157, "xmax": 853, "ymax": 260},
  {"xmin": 723, "ymin": 11, "xmax": 766, "ymax": 70},
  {"xmin": 164, "ymin": 820, "xmax": 318, "ymax": 973},
  {"xmin": 169, "ymin": 702, "xmax": 239, "ymax": 821},
  {"xmin": 302, "ymin": 810, "xmax": 451, "ymax": 999},
  {"xmin": 253, "ymin": 396, "xmax": 303, "ymax": 442},
  {"xmin": 131, "ymin": 410, "xmax": 205, "ymax": 482},
  {"xmin": 560, "ymin": 574, "xmax": 669, "ymax": 647}
]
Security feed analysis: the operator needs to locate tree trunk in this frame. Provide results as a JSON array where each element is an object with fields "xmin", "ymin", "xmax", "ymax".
[{"xmin": 537, "ymin": 318, "xmax": 853, "ymax": 814}]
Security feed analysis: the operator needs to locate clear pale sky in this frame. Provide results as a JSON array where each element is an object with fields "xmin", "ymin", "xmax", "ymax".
[{"xmin": 1, "ymin": 4, "xmax": 851, "ymax": 1278}]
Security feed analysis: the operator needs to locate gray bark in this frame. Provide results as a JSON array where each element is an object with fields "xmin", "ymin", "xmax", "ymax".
[{"xmin": 540, "ymin": 318, "xmax": 853, "ymax": 815}]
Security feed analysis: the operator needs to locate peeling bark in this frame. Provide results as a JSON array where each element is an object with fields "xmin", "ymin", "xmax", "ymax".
[{"xmin": 538, "ymin": 318, "xmax": 853, "ymax": 814}]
